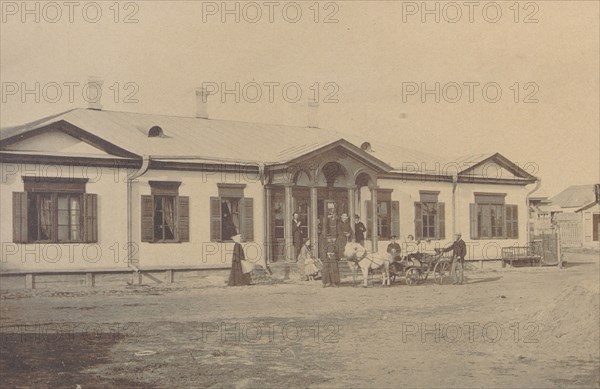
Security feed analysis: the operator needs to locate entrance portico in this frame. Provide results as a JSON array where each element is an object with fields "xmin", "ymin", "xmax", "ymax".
[{"xmin": 263, "ymin": 140, "xmax": 392, "ymax": 262}]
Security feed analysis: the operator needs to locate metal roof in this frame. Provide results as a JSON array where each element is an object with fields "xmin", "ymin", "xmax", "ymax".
[
  {"xmin": 0, "ymin": 108, "xmax": 534, "ymax": 182},
  {"xmin": 1, "ymin": 108, "xmax": 442, "ymax": 169},
  {"xmin": 549, "ymin": 184, "xmax": 598, "ymax": 209}
]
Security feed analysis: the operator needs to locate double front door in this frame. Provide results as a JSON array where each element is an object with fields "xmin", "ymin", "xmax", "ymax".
[{"xmin": 269, "ymin": 187, "xmax": 348, "ymax": 262}]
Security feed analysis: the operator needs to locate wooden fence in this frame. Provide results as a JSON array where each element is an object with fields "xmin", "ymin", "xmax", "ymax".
[{"xmin": 555, "ymin": 214, "xmax": 583, "ymax": 247}]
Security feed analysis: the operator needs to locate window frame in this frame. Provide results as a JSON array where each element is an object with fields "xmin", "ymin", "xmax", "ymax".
[
  {"xmin": 470, "ymin": 193, "xmax": 518, "ymax": 240},
  {"xmin": 27, "ymin": 192, "xmax": 84, "ymax": 243},
  {"xmin": 210, "ymin": 184, "xmax": 253, "ymax": 243},
  {"xmin": 366, "ymin": 190, "xmax": 398, "ymax": 240},
  {"xmin": 219, "ymin": 196, "xmax": 242, "ymax": 242},
  {"xmin": 152, "ymin": 194, "xmax": 179, "ymax": 243},
  {"xmin": 414, "ymin": 191, "xmax": 445, "ymax": 240},
  {"xmin": 142, "ymin": 181, "xmax": 186, "ymax": 244},
  {"xmin": 17, "ymin": 177, "xmax": 92, "ymax": 244}
]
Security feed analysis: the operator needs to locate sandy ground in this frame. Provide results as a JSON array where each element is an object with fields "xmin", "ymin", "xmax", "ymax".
[{"xmin": 1, "ymin": 249, "xmax": 599, "ymax": 389}]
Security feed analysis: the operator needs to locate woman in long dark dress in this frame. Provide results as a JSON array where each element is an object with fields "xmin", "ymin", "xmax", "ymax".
[{"xmin": 228, "ymin": 234, "xmax": 250, "ymax": 286}]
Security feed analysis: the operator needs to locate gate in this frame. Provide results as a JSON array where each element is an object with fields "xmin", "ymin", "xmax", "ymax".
[
  {"xmin": 555, "ymin": 213, "xmax": 582, "ymax": 247},
  {"xmin": 532, "ymin": 228, "xmax": 561, "ymax": 266}
]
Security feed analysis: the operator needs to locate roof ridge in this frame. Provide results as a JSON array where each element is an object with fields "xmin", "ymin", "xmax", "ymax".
[{"xmin": 0, "ymin": 108, "xmax": 78, "ymax": 132}]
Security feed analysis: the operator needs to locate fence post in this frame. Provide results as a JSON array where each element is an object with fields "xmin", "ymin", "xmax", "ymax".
[{"xmin": 556, "ymin": 227, "xmax": 563, "ymax": 269}]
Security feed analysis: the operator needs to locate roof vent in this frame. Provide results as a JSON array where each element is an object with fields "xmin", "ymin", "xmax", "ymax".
[
  {"xmin": 148, "ymin": 126, "xmax": 164, "ymax": 137},
  {"xmin": 361, "ymin": 142, "xmax": 372, "ymax": 152}
]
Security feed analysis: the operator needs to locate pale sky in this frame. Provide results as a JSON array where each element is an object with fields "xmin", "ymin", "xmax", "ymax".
[{"xmin": 1, "ymin": 0, "xmax": 598, "ymax": 197}]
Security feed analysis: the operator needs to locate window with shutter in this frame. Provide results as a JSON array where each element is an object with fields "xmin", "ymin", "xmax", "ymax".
[
  {"xmin": 210, "ymin": 197, "xmax": 222, "ymax": 241},
  {"xmin": 16, "ymin": 178, "xmax": 96, "ymax": 243},
  {"xmin": 210, "ymin": 184, "xmax": 253, "ymax": 242},
  {"xmin": 505, "ymin": 204, "xmax": 518, "ymax": 239},
  {"xmin": 414, "ymin": 202, "xmax": 423, "ymax": 240},
  {"xmin": 242, "ymin": 198, "xmax": 254, "ymax": 242},
  {"xmin": 13, "ymin": 192, "xmax": 28, "ymax": 243},
  {"xmin": 471, "ymin": 194, "xmax": 512, "ymax": 240},
  {"xmin": 415, "ymin": 198, "xmax": 444, "ymax": 240},
  {"xmin": 141, "ymin": 195, "xmax": 154, "ymax": 242},
  {"xmin": 178, "ymin": 197, "xmax": 190, "ymax": 242},
  {"xmin": 360, "ymin": 191, "xmax": 395, "ymax": 240},
  {"xmin": 84, "ymin": 194, "xmax": 98, "ymax": 243},
  {"xmin": 376, "ymin": 190, "xmax": 393, "ymax": 239},
  {"xmin": 143, "ymin": 182, "xmax": 189, "ymax": 243},
  {"xmin": 437, "ymin": 202, "xmax": 445, "ymax": 239}
]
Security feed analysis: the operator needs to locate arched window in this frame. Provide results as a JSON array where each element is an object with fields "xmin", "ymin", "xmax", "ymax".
[{"xmin": 148, "ymin": 126, "xmax": 164, "ymax": 137}]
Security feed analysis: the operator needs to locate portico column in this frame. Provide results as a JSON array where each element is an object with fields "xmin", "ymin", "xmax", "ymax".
[
  {"xmin": 264, "ymin": 186, "xmax": 272, "ymax": 263},
  {"xmin": 347, "ymin": 186, "xmax": 356, "ymax": 237},
  {"xmin": 310, "ymin": 186, "xmax": 319, "ymax": 257},
  {"xmin": 370, "ymin": 185, "xmax": 379, "ymax": 252},
  {"xmin": 284, "ymin": 184, "xmax": 294, "ymax": 261}
]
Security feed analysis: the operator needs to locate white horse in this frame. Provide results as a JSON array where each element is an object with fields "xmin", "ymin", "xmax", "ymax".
[{"xmin": 344, "ymin": 242, "xmax": 391, "ymax": 287}]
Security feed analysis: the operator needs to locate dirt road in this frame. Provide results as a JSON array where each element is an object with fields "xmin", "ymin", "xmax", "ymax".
[{"xmin": 1, "ymin": 250, "xmax": 599, "ymax": 388}]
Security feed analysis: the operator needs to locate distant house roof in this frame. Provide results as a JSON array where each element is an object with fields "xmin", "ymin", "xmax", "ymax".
[
  {"xmin": 0, "ymin": 108, "xmax": 536, "ymax": 183},
  {"xmin": 529, "ymin": 187, "xmax": 550, "ymax": 200},
  {"xmin": 549, "ymin": 184, "xmax": 598, "ymax": 209}
]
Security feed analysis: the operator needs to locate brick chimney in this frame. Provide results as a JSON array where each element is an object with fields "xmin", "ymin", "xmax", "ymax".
[
  {"xmin": 195, "ymin": 87, "xmax": 209, "ymax": 119},
  {"xmin": 87, "ymin": 76, "xmax": 103, "ymax": 110},
  {"xmin": 307, "ymin": 98, "xmax": 319, "ymax": 128}
]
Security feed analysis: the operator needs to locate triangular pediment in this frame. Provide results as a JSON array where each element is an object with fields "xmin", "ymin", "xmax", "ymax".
[
  {"xmin": 4, "ymin": 129, "xmax": 113, "ymax": 156},
  {"xmin": 458, "ymin": 153, "xmax": 535, "ymax": 181},
  {"xmin": 280, "ymin": 139, "xmax": 393, "ymax": 173},
  {"xmin": 1, "ymin": 120, "xmax": 139, "ymax": 159}
]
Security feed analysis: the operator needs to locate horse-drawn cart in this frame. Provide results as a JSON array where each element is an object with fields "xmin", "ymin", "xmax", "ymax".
[{"xmin": 390, "ymin": 249, "xmax": 453, "ymax": 286}]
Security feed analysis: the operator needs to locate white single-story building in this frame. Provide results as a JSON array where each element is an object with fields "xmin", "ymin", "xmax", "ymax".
[
  {"xmin": 0, "ymin": 98, "xmax": 539, "ymax": 288},
  {"xmin": 544, "ymin": 184, "xmax": 600, "ymax": 246}
]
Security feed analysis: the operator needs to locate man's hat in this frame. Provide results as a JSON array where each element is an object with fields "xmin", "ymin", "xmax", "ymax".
[{"xmin": 354, "ymin": 214, "xmax": 360, "ymax": 219}]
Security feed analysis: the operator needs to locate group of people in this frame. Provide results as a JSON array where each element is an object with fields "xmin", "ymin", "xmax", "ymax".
[
  {"xmin": 293, "ymin": 211, "xmax": 358, "ymax": 287},
  {"xmin": 230, "ymin": 210, "xmax": 467, "ymax": 287}
]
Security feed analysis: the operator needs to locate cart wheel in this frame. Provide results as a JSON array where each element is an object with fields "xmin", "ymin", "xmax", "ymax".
[
  {"xmin": 434, "ymin": 260, "xmax": 450, "ymax": 285},
  {"xmin": 406, "ymin": 268, "xmax": 420, "ymax": 286}
]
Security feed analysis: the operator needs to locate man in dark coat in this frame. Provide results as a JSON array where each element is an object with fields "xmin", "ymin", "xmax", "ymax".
[
  {"xmin": 354, "ymin": 215, "xmax": 367, "ymax": 246},
  {"xmin": 320, "ymin": 237, "xmax": 340, "ymax": 287},
  {"xmin": 292, "ymin": 212, "xmax": 303, "ymax": 261},
  {"xmin": 443, "ymin": 233, "xmax": 467, "ymax": 284},
  {"xmin": 336, "ymin": 213, "xmax": 354, "ymax": 258},
  {"xmin": 387, "ymin": 235, "xmax": 401, "ymax": 262},
  {"xmin": 228, "ymin": 234, "xmax": 250, "ymax": 286}
]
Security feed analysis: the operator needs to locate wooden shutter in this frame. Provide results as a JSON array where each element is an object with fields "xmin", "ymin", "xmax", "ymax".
[
  {"xmin": 13, "ymin": 192, "xmax": 28, "ymax": 243},
  {"xmin": 391, "ymin": 201, "xmax": 400, "ymax": 238},
  {"xmin": 210, "ymin": 197, "xmax": 221, "ymax": 241},
  {"xmin": 512, "ymin": 205, "xmax": 519, "ymax": 239},
  {"xmin": 83, "ymin": 194, "xmax": 98, "ymax": 243},
  {"xmin": 141, "ymin": 195, "xmax": 154, "ymax": 242},
  {"xmin": 178, "ymin": 196, "xmax": 190, "ymax": 242},
  {"xmin": 506, "ymin": 204, "xmax": 518, "ymax": 239},
  {"xmin": 414, "ymin": 202, "xmax": 423, "ymax": 240},
  {"xmin": 470, "ymin": 203, "xmax": 478, "ymax": 239},
  {"xmin": 242, "ymin": 198, "xmax": 254, "ymax": 242},
  {"xmin": 365, "ymin": 200, "xmax": 372, "ymax": 239},
  {"xmin": 437, "ymin": 202, "xmax": 445, "ymax": 239}
]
